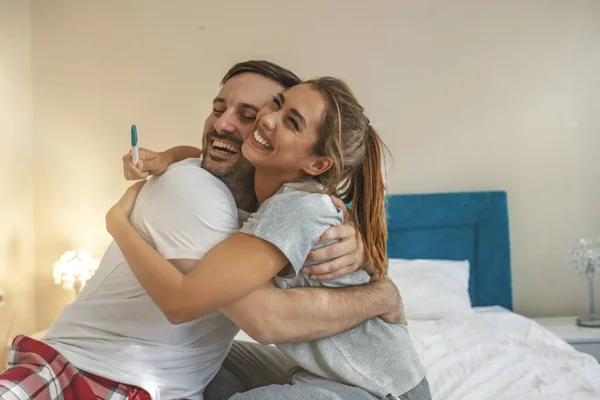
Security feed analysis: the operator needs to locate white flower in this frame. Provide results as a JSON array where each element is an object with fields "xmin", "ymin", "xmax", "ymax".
[{"xmin": 566, "ymin": 237, "xmax": 600, "ymax": 277}]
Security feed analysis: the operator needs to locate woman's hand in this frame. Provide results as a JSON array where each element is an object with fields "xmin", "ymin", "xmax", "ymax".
[
  {"xmin": 122, "ymin": 146, "xmax": 202, "ymax": 180},
  {"xmin": 106, "ymin": 181, "xmax": 146, "ymax": 234},
  {"xmin": 122, "ymin": 148, "xmax": 168, "ymax": 180}
]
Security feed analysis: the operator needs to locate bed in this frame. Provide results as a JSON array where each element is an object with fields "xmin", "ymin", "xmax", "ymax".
[{"xmin": 234, "ymin": 191, "xmax": 600, "ymax": 399}]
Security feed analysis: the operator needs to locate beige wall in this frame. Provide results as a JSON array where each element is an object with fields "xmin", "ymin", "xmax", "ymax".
[
  {"xmin": 0, "ymin": 0, "xmax": 36, "ymax": 338},
  {"xmin": 27, "ymin": 0, "xmax": 600, "ymax": 328}
]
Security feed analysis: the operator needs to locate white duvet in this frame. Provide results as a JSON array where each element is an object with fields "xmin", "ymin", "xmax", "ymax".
[
  {"xmin": 408, "ymin": 311, "xmax": 600, "ymax": 400},
  {"xmin": 234, "ymin": 310, "xmax": 600, "ymax": 399}
]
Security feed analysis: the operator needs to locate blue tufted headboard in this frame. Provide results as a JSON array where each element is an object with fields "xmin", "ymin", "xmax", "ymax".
[{"xmin": 385, "ymin": 191, "xmax": 513, "ymax": 310}]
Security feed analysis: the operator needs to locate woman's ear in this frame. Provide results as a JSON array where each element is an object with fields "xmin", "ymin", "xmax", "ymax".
[{"xmin": 303, "ymin": 156, "xmax": 334, "ymax": 176}]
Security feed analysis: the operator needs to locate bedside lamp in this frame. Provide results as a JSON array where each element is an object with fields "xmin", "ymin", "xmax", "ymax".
[
  {"xmin": 567, "ymin": 237, "xmax": 600, "ymax": 328},
  {"xmin": 53, "ymin": 250, "xmax": 99, "ymax": 295}
]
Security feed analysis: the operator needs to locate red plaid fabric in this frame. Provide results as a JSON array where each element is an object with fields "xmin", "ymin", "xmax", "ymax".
[{"xmin": 0, "ymin": 335, "xmax": 151, "ymax": 400}]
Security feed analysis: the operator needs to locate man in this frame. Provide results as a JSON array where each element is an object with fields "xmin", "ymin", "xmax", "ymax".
[{"xmin": 0, "ymin": 61, "xmax": 403, "ymax": 400}]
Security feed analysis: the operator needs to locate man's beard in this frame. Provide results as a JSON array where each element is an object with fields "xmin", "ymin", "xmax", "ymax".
[{"xmin": 201, "ymin": 131, "xmax": 254, "ymax": 186}]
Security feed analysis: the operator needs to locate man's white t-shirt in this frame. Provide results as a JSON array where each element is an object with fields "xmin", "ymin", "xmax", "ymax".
[{"xmin": 43, "ymin": 158, "xmax": 241, "ymax": 400}]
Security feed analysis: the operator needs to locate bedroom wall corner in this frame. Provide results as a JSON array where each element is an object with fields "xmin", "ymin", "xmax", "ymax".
[{"xmin": 0, "ymin": 0, "xmax": 37, "ymax": 337}]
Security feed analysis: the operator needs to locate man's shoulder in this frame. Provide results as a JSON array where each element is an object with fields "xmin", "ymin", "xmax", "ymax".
[
  {"xmin": 165, "ymin": 157, "xmax": 202, "ymax": 172},
  {"xmin": 162, "ymin": 158, "xmax": 219, "ymax": 184},
  {"xmin": 150, "ymin": 158, "xmax": 233, "ymax": 201},
  {"xmin": 130, "ymin": 157, "xmax": 240, "ymax": 254},
  {"xmin": 133, "ymin": 157, "xmax": 238, "ymax": 225}
]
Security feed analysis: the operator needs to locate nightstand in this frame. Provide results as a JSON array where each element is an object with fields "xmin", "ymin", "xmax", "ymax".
[{"xmin": 534, "ymin": 316, "xmax": 600, "ymax": 362}]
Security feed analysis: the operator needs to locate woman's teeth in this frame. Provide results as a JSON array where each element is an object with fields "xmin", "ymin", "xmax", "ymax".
[
  {"xmin": 253, "ymin": 130, "xmax": 272, "ymax": 149},
  {"xmin": 212, "ymin": 140, "xmax": 239, "ymax": 153}
]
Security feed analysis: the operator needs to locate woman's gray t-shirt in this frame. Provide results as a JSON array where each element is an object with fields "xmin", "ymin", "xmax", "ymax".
[{"xmin": 240, "ymin": 182, "xmax": 426, "ymax": 398}]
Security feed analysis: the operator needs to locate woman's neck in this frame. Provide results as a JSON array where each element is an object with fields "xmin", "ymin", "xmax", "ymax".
[{"xmin": 254, "ymin": 168, "xmax": 306, "ymax": 207}]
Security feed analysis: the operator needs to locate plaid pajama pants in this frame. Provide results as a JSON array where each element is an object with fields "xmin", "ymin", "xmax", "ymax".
[{"xmin": 0, "ymin": 335, "xmax": 151, "ymax": 400}]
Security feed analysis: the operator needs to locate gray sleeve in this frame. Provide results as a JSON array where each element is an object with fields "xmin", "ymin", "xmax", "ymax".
[{"xmin": 240, "ymin": 190, "xmax": 344, "ymax": 276}]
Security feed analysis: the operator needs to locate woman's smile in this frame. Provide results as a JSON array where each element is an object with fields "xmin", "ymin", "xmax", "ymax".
[{"xmin": 252, "ymin": 129, "xmax": 274, "ymax": 150}]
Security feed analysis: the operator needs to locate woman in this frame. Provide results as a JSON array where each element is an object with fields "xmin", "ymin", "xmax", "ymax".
[{"xmin": 107, "ymin": 78, "xmax": 431, "ymax": 399}]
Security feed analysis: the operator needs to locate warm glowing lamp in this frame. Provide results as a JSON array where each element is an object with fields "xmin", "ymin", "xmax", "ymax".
[{"xmin": 52, "ymin": 250, "xmax": 99, "ymax": 295}]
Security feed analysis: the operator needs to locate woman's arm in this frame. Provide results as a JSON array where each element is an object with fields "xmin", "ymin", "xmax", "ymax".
[
  {"xmin": 162, "ymin": 145, "xmax": 203, "ymax": 164},
  {"xmin": 106, "ymin": 183, "xmax": 289, "ymax": 324},
  {"xmin": 123, "ymin": 146, "xmax": 202, "ymax": 180},
  {"xmin": 110, "ymin": 217, "xmax": 288, "ymax": 323}
]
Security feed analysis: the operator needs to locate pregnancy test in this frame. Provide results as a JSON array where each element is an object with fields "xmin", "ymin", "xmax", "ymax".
[{"xmin": 131, "ymin": 125, "xmax": 139, "ymax": 166}]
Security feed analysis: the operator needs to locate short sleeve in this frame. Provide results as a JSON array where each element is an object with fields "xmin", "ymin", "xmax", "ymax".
[
  {"xmin": 240, "ymin": 188, "xmax": 343, "ymax": 276},
  {"xmin": 130, "ymin": 160, "xmax": 240, "ymax": 260}
]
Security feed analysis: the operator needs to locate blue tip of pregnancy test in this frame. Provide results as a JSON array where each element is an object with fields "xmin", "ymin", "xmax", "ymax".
[{"xmin": 131, "ymin": 125, "xmax": 138, "ymax": 146}]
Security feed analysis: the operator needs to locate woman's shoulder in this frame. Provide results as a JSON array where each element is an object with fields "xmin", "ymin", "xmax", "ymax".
[
  {"xmin": 265, "ymin": 182, "xmax": 336, "ymax": 213},
  {"xmin": 247, "ymin": 182, "xmax": 342, "ymax": 229}
]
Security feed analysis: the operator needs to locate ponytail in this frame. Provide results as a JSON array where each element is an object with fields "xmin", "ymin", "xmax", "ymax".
[
  {"xmin": 351, "ymin": 126, "xmax": 388, "ymax": 278},
  {"xmin": 305, "ymin": 77, "xmax": 389, "ymax": 278}
]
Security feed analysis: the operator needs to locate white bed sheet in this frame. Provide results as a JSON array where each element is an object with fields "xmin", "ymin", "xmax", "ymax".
[
  {"xmin": 409, "ymin": 310, "xmax": 600, "ymax": 399},
  {"xmin": 233, "ymin": 308, "xmax": 600, "ymax": 399}
]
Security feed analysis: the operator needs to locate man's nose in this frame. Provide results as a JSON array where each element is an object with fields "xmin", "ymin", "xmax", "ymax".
[{"xmin": 213, "ymin": 110, "xmax": 237, "ymax": 135}]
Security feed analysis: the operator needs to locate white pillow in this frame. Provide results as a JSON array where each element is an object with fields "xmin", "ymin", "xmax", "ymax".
[{"xmin": 387, "ymin": 258, "xmax": 473, "ymax": 320}]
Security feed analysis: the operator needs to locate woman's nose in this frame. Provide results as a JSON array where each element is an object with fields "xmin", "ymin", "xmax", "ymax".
[{"xmin": 259, "ymin": 111, "xmax": 278, "ymax": 131}]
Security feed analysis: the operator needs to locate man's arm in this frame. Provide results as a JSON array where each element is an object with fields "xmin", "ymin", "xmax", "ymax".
[
  {"xmin": 172, "ymin": 256, "xmax": 404, "ymax": 344},
  {"xmin": 220, "ymin": 279, "xmax": 404, "ymax": 345}
]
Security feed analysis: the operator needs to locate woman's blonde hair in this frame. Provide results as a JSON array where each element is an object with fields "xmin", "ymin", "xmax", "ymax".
[{"xmin": 306, "ymin": 77, "xmax": 389, "ymax": 278}]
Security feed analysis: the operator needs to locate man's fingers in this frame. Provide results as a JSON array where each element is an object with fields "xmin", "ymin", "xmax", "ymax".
[
  {"xmin": 330, "ymin": 195, "xmax": 346, "ymax": 209},
  {"xmin": 330, "ymin": 195, "xmax": 350, "ymax": 222},
  {"xmin": 307, "ymin": 239, "xmax": 355, "ymax": 262},
  {"xmin": 303, "ymin": 254, "xmax": 356, "ymax": 277},
  {"xmin": 317, "ymin": 224, "xmax": 354, "ymax": 243},
  {"xmin": 306, "ymin": 264, "xmax": 355, "ymax": 281}
]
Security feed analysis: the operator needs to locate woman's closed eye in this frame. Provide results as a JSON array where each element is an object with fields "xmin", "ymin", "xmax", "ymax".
[
  {"xmin": 288, "ymin": 116, "xmax": 299, "ymax": 131},
  {"xmin": 272, "ymin": 96, "xmax": 300, "ymax": 131}
]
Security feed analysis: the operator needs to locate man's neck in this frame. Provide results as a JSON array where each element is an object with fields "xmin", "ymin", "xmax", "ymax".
[{"xmin": 225, "ymin": 178, "xmax": 258, "ymax": 213}]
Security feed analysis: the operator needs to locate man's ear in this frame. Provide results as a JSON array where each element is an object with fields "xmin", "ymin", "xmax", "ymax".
[{"xmin": 303, "ymin": 156, "xmax": 334, "ymax": 176}]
